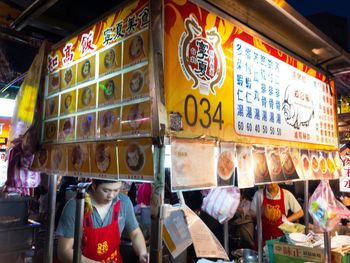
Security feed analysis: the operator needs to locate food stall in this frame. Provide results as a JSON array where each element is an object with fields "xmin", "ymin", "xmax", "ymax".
[
  {"xmin": 23, "ymin": 0, "xmax": 350, "ymax": 262},
  {"xmin": 162, "ymin": 0, "xmax": 348, "ymax": 262}
]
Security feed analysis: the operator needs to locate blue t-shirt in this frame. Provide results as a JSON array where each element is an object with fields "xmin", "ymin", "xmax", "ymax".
[{"xmin": 56, "ymin": 193, "xmax": 138, "ymax": 238}]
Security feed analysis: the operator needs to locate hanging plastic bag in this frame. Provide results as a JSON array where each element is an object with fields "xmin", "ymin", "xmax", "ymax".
[
  {"xmin": 201, "ymin": 186, "xmax": 240, "ymax": 223},
  {"xmin": 308, "ymin": 180, "xmax": 350, "ymax": 232}
]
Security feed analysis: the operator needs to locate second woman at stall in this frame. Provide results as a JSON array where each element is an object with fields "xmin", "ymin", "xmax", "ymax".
[{"xmin": 250, "ymin": 183, "xmax": 304, "ymax": 245}]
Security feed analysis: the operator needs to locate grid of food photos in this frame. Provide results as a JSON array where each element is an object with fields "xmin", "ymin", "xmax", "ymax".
[
  {"xmin": 32, "ymin": 138, "xmax": 154, "ymax": 181},
  {"xmin": 40, "ymin": 28, "xmax": 155, "ymax": 181},
  {"xmin": 43, "ymin": 29, "xmax": 151, "ymax": 144},
  {"xmin": 170, "ymin": 138, "xmax": 344, "ymax": 191}
]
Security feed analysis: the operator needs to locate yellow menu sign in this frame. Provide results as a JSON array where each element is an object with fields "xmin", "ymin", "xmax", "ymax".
[{"xmin": 164, "ymin": 0, "xmax": 338, "ymax": 150}]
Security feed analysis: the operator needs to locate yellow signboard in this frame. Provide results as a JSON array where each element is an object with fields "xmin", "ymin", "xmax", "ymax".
[{"xmin": 164, "ymin": 0, "xmax": 338, "ymax": 150}]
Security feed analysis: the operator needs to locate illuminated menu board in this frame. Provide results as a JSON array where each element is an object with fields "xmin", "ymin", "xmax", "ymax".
[
  {"xmin": 164, "ymin": 0, "xmax": 338, "ymax": 150},
  {"xmin": 38, "ymin": 0, "xmax": 155, "ymax": 181},
  {"xmin": 43, "ymin": 0, "xmax": 151, "ymax": 144}
]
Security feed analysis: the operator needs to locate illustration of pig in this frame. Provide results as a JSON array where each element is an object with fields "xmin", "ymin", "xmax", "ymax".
[{"xmin": 282, "ymin": 84, "xmax": 314, "ymax": 129}]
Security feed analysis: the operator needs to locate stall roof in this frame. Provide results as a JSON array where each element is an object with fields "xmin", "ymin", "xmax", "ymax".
[{"xmin": 1, "ymin": 0, "xmax": 350, "ymax": 141}]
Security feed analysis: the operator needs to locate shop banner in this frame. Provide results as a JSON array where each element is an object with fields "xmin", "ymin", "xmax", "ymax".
[
  {"xmin": 164, "ymin": 0, "xmax": 338, "ymax": 150},
  {"xmin": 0, "ymin": 117, "xmax": 11, "ymax": 139},
  {"xmin": 8, "ymin": 42, "xmax": 46, "ymax": 147},
  {"xmin": 340, "ymin": 96, "xmax": 350, "ymax": 114},
  {"xmin": 47, "ymin": 0, "xmax": 149, "ymax": 72},
  {"xmin": 340, "ymin": 154, "xmax": 350, "ymax": 192}
]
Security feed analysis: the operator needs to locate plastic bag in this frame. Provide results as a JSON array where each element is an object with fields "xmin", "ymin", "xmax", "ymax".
[
  {"xmin": 308, "ymin": 180, "xmax": 350, "ymax": 232},
  {"xmin": 201, "ymin": 186, "xmax": 240, "ymax": 223}
]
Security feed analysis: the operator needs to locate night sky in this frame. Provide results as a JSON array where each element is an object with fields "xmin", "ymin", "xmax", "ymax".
[{"xmin": 287, "ymin": 0, "xmax": 350, "ymax": 51}]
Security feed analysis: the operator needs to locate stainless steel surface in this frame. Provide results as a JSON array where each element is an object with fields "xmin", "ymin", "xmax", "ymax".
[
  {"xmin": 73, "ymin": 185, "xmax": 88, "ymax": 263},
  {"xmin": 149, "ymin": 0, "xmax": 166, "ymax": 138},
  {"xmin": 0, "ymin": 222, "xmax": 40, "ymax": 254},
  {"xmin": 304, "ymin": 180, "xmax": 309, "ymax": 234},
  {"xmin": 0, "ymin": 196, "xmax": 31, "ymax": 225},
  {"xmin": 256, "ymin": 192, "xmax": 263, "ymax": 263},
  {"xmin": 324, "ymin": 231, "xmax": 332, "ymax": 263},
  {"xmin": 46, "ymin": 174, "xmax": 57, "ymax": 263},
  {"xmin": 224, "ymin": 221, "xmax": 229, "ymax": 254},
  {"xmin": 150, "ymin": 145, "xmax": 165, "ymax": 263},
  {"xmin": 232, "ymin": 248, "xmax": 259, "ymax": 263}
]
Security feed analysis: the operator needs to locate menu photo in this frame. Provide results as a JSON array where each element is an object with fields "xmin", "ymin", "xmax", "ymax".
[
  {"xmin": 67, "ymin": 143, "xmax": 90, "ymax": 176},
  {"xmin": 216, "ymin": 142, "xmax": 235, "ymax": 187},
  {"xmin": 32, "ymin": 145, "xmax": 50, "ymax": 172},
  {"xmin": 58, "ymin": 116, "xmax": 75, "ymax": 141},
  {"xmin": 48, "ymin": 71, "xmax": 60, "ymax": 95},
  {"xmin": 333, "ymin": 151, "xmax": 344, "ymax": 176},
  {"xmin": 266, "ymin": 146, "xmax": 285, "ymax": 183},
  {"xmin": 117, "ymin": 138, "xmax": 154, "ymax": 181},
  {"xmin": 289, "ymin": 148, "xmax": 305, "ymax": 180},
  {"xmin": 60, "ymin": 65, "xmax": 76, "ymax": 90},
  {"xmin": 77, "ymin": 84, "xmax": 96, "ymax": 111},
  {"xmin": 309, "ymin": 151, "xmax": 321, "ymax": 179},
  {"xmin": 76, "ymin": 112, "xmax": 96, "ymax": 140},
  {"xmin": 279, "ymin": 147, "xmax": 299, "ymax": 181},
  {"xmin": 60, "ymin": 90, "xmax": 77, "ymax": 115},
  {"xmin": 236, "ymin": 144, "xmax": 254, "ymax": 188},
  {"xmin": 318, "ymin": 151, "xmax": 330, "ymax": 179},
  {"xmin": 300, "ymin": 149, "xmax": 312, "ymax": 179},
  {"xmin": 77, "ymin": 55, "xmax": 96, "ymax": 84},
  {"xmin": 171, "ymin": 138, "xmax": 217, "ymax": 191},
  {"xmin": 97, "ymin": 107, "xmax": 121, "ymax": 138},
  {"xmin": 43, "ymin": 120, "xmax": 58, "ymax": 142},
  {"xmin": 326, "ymin": 151, "xmax": 339, "ymax": 179},
  {"xmin": 45, "ymin": 96, "xmax": 59, "ymax": 119},
  {"xmin": 98, "ymin": 75, "xmax": 122, "ymax": 106},
  {"xmin": 90, "ymin": 141, "xmax": 118, "ymax": 178},
  {"xmin": 123, "ymin": 66, "xmax": 149, "ymax": 101},
  {"xmin": 123, "ymin": 30, "xmax": 148, "ymax": 68},
  {"xmin": 121, "ymin": 101, "xmax": 151, "ymax": 136},
  {"xmin": 50, "ymin": 144, "xmax": 67, "ymax": 174},
  {"xmin": 252, "ymin": 145, "xmax": 271, "ymax": 184},
  {"xmin": 99, "ymin": 44, "xmax": 121, "ymax": 77}
]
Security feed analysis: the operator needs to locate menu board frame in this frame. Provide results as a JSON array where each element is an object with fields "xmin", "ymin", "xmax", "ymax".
[
  {"xmin": 37, "ymin": 0, "xmax": 161, "ymax": 182},
  {"xmin": 41, "ymin": 0, "xmax": 154, "ymax": 146}
]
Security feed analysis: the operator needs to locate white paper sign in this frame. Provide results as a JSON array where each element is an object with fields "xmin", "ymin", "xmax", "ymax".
[
  {"xmin": 183, "ymin": 205, "xmax": 229, "ymax": 260},
  {"xmin": 163, "ymin": 209, "xmax": 192, "ymax": 259}
]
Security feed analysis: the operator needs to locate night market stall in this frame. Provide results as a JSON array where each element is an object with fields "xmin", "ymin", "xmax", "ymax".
[{"xmin": 5, "ymin": 0, "xmax": 350, "ymax": 262}]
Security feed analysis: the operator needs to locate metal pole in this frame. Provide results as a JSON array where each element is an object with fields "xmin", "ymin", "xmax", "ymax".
[
  {"xmin": 324, "ymin": 231, "xmax": 331, "ymax": 263},
  {"xmin": 45, "ymin": 173, "xmax": 57, "ymax": 263},
  {"xmin": 150, "ymin": 145, "xmax": 165, "ymax": 263},
  {"xmin": 257, "ymin": 191, "xmax": 263, "ymax": 263},
  {"xmin": 73, "ymin": 186, "xmax": 86, "ymax": 263},
  {"xmin": 304, "ymin": 180, "xmax": 309, "ymax": 234},
  {"xmin": 224, "ymin": 221, "xmax": 229, "ymax": 254}
]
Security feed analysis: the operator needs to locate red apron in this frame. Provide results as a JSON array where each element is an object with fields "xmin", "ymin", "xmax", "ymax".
[
  {"xmin": 82, "ymin": 200, "xmax": 123, "ymax": 263},
  {"xmin": 261, "ymin": 188, "xmax": 285, "ymax": 244}
]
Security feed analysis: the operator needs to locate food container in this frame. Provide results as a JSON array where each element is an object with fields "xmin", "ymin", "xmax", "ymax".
[{"xmin": 232, "ymin": 248, "xmax": 259, "ymax": 263}]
